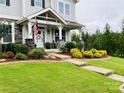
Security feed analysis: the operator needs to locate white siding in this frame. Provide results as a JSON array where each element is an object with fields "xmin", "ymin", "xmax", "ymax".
[
  {"xmin": 0, "ymin": 0, "xmax": 22, "ymax": 17},
  {"xmin": 23, "ymin": 0, "xmax": 51, "ymax": 16},
  {"xmin": 51, "ymin": 0, "xmax": 76, "ymax": 22}
]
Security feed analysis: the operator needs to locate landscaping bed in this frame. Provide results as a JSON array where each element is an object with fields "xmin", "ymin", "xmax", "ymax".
[{"xmin": 0, "ymin": 43, "xmax": 62, "ymax": 63}]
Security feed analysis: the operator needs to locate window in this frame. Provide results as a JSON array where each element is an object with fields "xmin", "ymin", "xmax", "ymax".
[
  {"xmin": 0, "ymin": 0, "xmax": 6, "ymax": 5},
  {"xmin": 58, "ymin": 1, "xmax": 71, "ymax": 15},
  {"xmin": 3, "ymin": 25, "xmax": 12, "ymax": 42},
  {"xmin": 0, "ymin": 0, "xmax": 10, "ymax": 6},
  {"xmin": 59, "ymin": 1, "xmax": 64, "ymax": 14},
  {"xmin": 65, "ymin": 3, "xmax": 70, "ymax": 15},
  {"xmin": 34, "ymin": 0, "xmax": 42, "ymax": 7}
]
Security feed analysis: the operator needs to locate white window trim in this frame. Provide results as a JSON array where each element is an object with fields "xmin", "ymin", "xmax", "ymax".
[
  {"xmin": 34, "ymin": 0, "xmax": 42, "ymax": 8},
  {"xmin": 0, "ymin": 0, "xmax": 6, "ymax": 6},
  {"xmin": 1, "ymin": 23, "xmax": 15, "ymax": 44},
  {"xmin": 58, "ymin": 0, "xmax": 71, "ymax": 16}
]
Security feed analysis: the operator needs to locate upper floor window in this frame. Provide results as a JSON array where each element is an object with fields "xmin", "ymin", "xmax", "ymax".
[
  {"xmin": 59, "ymin": 1, "xmax": 64, "ymax": 14},
  {"xmin": 58, "ymin": 1, "xmax": 71, "ymax": 15},
  {"xmin": 0, "ymin": 0, "xmax": 10, "ymax": 6},
  {"xmin": 65, "ymin": 3, "xmax": 70, "ymax": 15},
  {"xmin": 31, "ymin": 0, "xmax": 45, "ymax": 8},
  {"xmin": 34, "ymin": 0, "xmax": 42, "ymax": 7},
  {"xmin": 0, "ymin": 0, "xmax": 6, "ymax": 5}
]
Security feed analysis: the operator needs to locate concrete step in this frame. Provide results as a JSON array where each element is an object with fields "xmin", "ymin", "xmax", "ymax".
[
  {"xmin": 82, "ymin": 66, "xmax": 114, "ymax": 76},
  {"xmin": 66, "ymin": 59, "xmax": 88, "ymax": 67},
  {"xmin": 108, "ymin": 74, "xmax": 124, "ymax": 82},
  {"xmin": 49, "ymin": 53, "xmax": 71, "ymax": 59}
]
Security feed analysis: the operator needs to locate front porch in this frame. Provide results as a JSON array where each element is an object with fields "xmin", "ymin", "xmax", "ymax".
[{"xmin": 18, "ymin": 8, "xmax": 82, "ymax": 48}]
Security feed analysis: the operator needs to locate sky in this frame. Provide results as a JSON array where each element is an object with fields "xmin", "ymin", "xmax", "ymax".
[{"xmin": 76, "ymin": 0, "xmax": 124, "ymax": 33}]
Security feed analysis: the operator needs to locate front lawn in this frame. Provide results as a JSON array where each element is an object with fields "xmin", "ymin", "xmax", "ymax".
[
  {"xmin": 0, "ymin": 62, "xmax": 122, "ymax": 93},
  {"xmin": 85, "ymin": 57, "xmax": 124, "ymax": 76}
]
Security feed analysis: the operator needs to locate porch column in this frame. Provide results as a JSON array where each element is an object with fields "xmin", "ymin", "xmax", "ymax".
[
  {"xmin": 28, "ymin": 22, "xmax": 33, "ymax": 39},
  {"xmin": 57, "ymin": 25, "xmax": 63, "ymax": 40},
  {"xmin": 11, "ymin": 23, "xmax": 15, "ymax": 43}
]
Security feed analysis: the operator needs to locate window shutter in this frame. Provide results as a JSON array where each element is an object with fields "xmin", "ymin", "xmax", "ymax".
[
  {"xmin": 6, "ymin": 0, "xmax": 10, "ymax": 6},
  {"xmin": 31, "ymin": 0, "xmax": 34, "ymax": 6},
  {"xmin": 42, "ymin": 0, "xmax": 45, "ymax": 8}
]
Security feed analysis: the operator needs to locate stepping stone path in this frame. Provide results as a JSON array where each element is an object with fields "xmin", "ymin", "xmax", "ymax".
[
  {"xmin": 65, "ymin": 59, "xmax": 88, "ymax": 67},
  {"xmin": 49, "ymin": 53, "xmax": 71, "ymax": 59},
  {"xmin": 82, "ymin": 66, "xmax": 114, "ymax": 76},
  {"xmin": 65, "ymin": 58, "xmax": 124, "ymax": 92},
  {"xmin": 108, "ymin": 74, "xmax": 124, "ymax": 82}
]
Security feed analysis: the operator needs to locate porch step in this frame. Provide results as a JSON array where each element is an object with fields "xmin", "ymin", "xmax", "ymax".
[
  {"xmin": 49, "ymin": 53, "xmax": 71, "ymax": 59},
  {"xmin": 108, "ymin": 74, "xmax": 124, "ymax": 82},
  {"xmin": 82, "ymin": 66, "xmax": 114, "ymax": 76},
  {"xmin": 65, "ymin": 59, "xmax": 88, "ymax": 67}
]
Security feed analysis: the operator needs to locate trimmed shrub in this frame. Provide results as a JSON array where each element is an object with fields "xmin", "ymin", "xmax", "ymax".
[
  {"xmin": 6, "ymin": 43, "xmax": 29, "ymax": 54},
  {"xmin": 14, "ymin": 44, "xmax": 29, "ymax": 54},
  {"xmin": 97, "ymin": 50, "xmax": 107, "ymax": 56},
  {"xmin": 28, "ymin": 48, "xmax": 45, "ymax": 59},
  {"xmin": 83, "ymin": 51, "xmax": 93, "ymax": 58},
  {"xmin": 6, "ymin": 51, "xmax": 15, "ymax": 58},
  {"xmin": 14, "ymin": 53, "xmax": 27, "ymax": 60},
  {"xmin": 91, "ymin": 49, "xmax": 97, "ymax": 54},
  {"xmin": 65, "ymin": 42, "xmax": 76, "ymax": 51},
  {"xmin": 45, "ymin": 42, "xmax": 52, "ymax": 49},
  {"xmin": 70, "ymin": 48, "xmax": 83, "ymax": 58},
  {"xmin": 1, "ymin": 53, "xmax": 8, "ymax": 59},
  {"xmin": 94, "ymin": 52, "xmax": 102, "ymax": 58}
]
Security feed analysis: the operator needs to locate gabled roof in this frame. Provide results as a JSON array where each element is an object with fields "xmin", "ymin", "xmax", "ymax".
[{"xmin": 27, "ymin": 8, "xmax": 67, "ymax": 25}]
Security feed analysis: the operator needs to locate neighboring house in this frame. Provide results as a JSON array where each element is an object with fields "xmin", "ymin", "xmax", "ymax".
[{"xmin": 0, "ymin": 0, "xmax": 83, "ymax": 48}]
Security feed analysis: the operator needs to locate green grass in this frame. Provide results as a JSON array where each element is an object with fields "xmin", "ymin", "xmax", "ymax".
[
  {"xmin": 0, "ymin": 62, "xmax": 122, "ymax": 93},
  {"xmin": 85, "ymin": 57, "xmax": 124, "ymax": 76}
]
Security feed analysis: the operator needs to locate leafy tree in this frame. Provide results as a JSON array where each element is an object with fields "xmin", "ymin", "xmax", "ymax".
[
  {"xmin": 82, "ymin": 31, "xmax": 90, "ymax": 50},
  {"xmin": 71, "ymin": 33, "xmax": 80, "ymax": 43}
]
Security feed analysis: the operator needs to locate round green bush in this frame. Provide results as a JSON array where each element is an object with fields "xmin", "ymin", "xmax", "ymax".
[
  {"xmin": 14, "ymin": 53, "xmax": 27, "ymax": 60},
  {"xmin": 28, "ymin": 48, "xmax": 45, "ymax": 59},
  {"xmin": 45, "ymin": 42, "xmax": 52, "ymax": 49},
  {"xmin": 6, "ymin": 43, "xmax": 29, "ymax": 54},
  {"xmin": 65, "ymin": 42, "xmax": 76, "ymax": 51}
]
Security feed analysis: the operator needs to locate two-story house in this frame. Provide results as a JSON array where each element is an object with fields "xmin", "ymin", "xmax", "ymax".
[{"xmin": 0, "ymin": 0, "xmax": 82, "ymax": 48}]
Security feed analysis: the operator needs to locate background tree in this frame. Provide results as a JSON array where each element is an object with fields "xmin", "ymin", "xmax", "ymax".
[{"xmin": 82, "ymin": 31, "xmax": 90, "ymax": 50}]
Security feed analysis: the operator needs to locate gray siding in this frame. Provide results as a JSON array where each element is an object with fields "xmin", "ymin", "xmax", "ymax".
[{"xmin": 0, "ymin": 0, "xmax": 22, "ymax": 17}]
